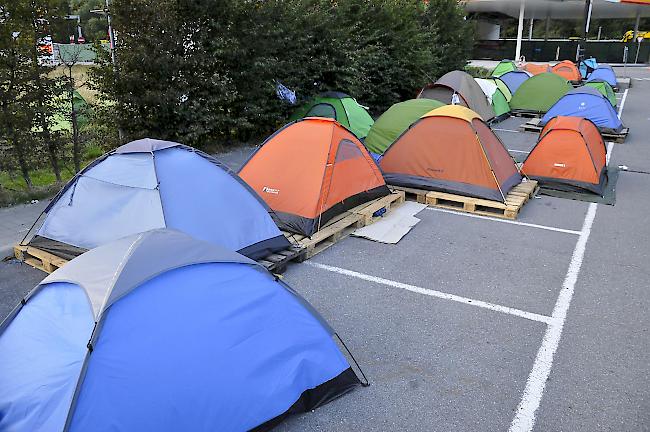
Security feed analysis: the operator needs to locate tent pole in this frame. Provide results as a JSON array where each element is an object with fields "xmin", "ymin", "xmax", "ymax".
[
  {"xmin": 515, "ymin": 0, "xmax": 525, "ymax": 61},
  {"xmin": 528, "ymin": 18, "xmax": 534, "ymax": 41}
]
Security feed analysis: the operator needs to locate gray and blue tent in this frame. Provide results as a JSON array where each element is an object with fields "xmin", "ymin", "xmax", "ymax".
[
  {"xmin": 0, "ymin": 229, "xmax": 364, "ymax": 431},
  {"xmin": 579, "ymin": 57, "xmax": 598, "ymax": 79},
  {"xmin": 587, "ymin": 65, "xmax": 617, "ymax": 88},
  {"xmin": 540, "ymin": 86, "xmax": 623, "ymax": 133},
  {"xmin": 498, "ymin": 70, "xmax": 532, "ymax": 94},
  {"xmin": 24, "ymin": 138, "xmax": 289, "ymax": 260}
]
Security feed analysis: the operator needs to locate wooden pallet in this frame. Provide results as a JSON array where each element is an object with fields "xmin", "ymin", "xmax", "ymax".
[
  {"xmin": 390, "ymin": 180, "xmax": 538, "ymax": 220},
  {"xmin": 14, "ymin": 244, "xmax": 67, "ymax": 273},
  {"xmin": 510, "ymin": 110, "xmax": 541, "ymax": 118},
  {"xmin": 14, "ymin": 241, "xmax": 306, "ymax": 276},
  {"xmin": 520, "ymin": 117, "xmax": 629, "ymax": 143},
  {"xmin": 14, "ymin": 192, "xmax": 406, "ymax": 274},
  {"xmin": 257, "ymin": 245, "xmax": 306, "ymax": 274},
  {"xmin": 283, "ymin": 191, "xmax": 405, "ymax": 260}
]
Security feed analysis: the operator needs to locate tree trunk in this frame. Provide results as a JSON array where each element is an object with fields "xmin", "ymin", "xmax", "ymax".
[
  {"xmin": 39, "ymin": 105, "xmax": 61, "ymax": 182},
  {"xmin": 70, "ymin": 91, "xmax": 81, "ymax": 172},
  {"xmin": 11, "ymin": 130, "xmax": 33, "ymax": 190}
]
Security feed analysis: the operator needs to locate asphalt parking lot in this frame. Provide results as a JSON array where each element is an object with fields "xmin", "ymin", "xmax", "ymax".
[{"xmin": 1, "ymin": 67, "xmax": 648, "ymax": 432}]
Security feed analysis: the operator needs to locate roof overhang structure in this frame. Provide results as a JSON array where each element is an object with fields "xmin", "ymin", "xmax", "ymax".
[{"xmin": 466, "ymin": 0, "xmax": 650, "ymax": 20}]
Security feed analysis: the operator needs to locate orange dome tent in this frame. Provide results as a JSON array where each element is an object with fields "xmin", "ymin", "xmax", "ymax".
[
  {"xmin": 379, "ymin": 106, "xmax": 521, "ymax": 202},
  {"xmin": 522, "ymin": 116, "xmax": 607, "ymax": 194},
  {"xmin": 552, "ymin": 60, "xmax": 582, "ymax": 82},
  {"xmin": 523, "ymin": 63, "xmax": 551, "ymax": 75},
  {"xmin": 239, "ymin": 117, "xmax": 390, "ymax": 236}
]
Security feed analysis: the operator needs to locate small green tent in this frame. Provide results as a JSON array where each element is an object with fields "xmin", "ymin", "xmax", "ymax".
[
  {"xmin": 585, "ymin": 80, "xmax": 617, "ymax": 107},
  {"xmin": 52, "ymin": 90, "xmax": 90, "ymax": 132},
  {"xmin": 364, "ymin": 99, "xmax": 444, "ymax": 156},
  {"xmin": 492, "ymin": 60, "xmax": 517, "ymax": 77},
  {"xmin": 475, "ymin": 78, "xmax": 510, "ymax": 121},
  {"xmin": 290, "ymin": 91, "xmax": 374, "ymax": 139},
  {"xmin": 493, "ymin": 78, "xmax": 512, "ymax": 102},
  {"xmin": 510, "ymin": 72, "xmax": 572, "ymax": 114}
]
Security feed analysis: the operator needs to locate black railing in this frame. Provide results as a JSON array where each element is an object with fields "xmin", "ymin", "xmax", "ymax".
[{"xmin": 474, "ymin": 39, "xmax": 650, "ymax": 63}]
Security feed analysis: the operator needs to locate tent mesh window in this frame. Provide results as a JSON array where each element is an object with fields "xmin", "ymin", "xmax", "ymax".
[
  {"xmin": 306, "ymin": 103, "xmax": 337, "ymax": 119},
  {"xmin": 335, "ymin": 139, "xmax": 364, "ymax": 162}
]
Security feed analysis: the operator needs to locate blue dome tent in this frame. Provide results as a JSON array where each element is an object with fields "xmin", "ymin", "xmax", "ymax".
[
  {"xmin": 24, "ymin": 138, "xmax": 290, "ymax": 260},
  {"xmin": 579, "ymin": 57, "xmax": 598, "ymax": 79},
  {"xmin": 0, "ymin": 229, "xmax": 364, "ymax": 432},
  {"xmin": 540, "ymin": 86, "xmax": 623, "ymax": 133},
  {"xmin": 587, "ymin": 65, "xmax": 617, "ymax": 88},
  {"xmin": 497, "ymin": 70, "xmax": 532, "ymax": 94}
]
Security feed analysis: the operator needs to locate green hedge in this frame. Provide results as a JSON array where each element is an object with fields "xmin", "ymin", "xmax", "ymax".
[{"xmin": 93, "ymin": 0, "xmax": 474, "ymax": 149}]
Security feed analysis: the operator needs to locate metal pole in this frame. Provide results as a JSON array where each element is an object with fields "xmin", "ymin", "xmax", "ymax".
[
  {"xmin": 577, "ymin": 0, "xmax": 592, "ymax": 62},
  {"xmin": 106, "ymin": 0, "xmax": 116, "ymax": 65},
  {"xmin": 633, "ymin": 9, "xmax": 641, "ymax": 40},
  {"xmin": 515, "ymin": 0, "xmax": 525, "ymax": 61},
  {"xmin": 635, "ymin": 38, "xmax": 642, "ymax": 64},
  {"xmin": 528, "ymin": 18, "xmax": 534, "ymax": 40}
]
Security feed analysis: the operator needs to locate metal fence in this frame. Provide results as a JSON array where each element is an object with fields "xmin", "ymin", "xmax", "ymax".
[{"xmin": 474, "ymin": 39, "xmax": 650, "ymax": 63}]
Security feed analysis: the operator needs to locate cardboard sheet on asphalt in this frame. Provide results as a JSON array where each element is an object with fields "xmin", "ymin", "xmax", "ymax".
[{"xmin": 352, "ymin": 201, "xmax": 427, "ymax": 244}]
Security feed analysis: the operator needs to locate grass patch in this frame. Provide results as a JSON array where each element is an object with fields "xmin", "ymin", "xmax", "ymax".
[
  {"xmin": 48, "ymin": 65, "xmax": 98, "ymax": 103},
  {"xmin": 0, "ymin": 160, "xmax": 93, "ymax": 207}
]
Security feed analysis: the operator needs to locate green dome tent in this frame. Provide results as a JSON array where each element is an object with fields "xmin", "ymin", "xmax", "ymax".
[
  {"xmin": 364, "ymin": 99, "xmax": 444, "ymax": 156},
  {"xmin": 493, "ymin": 78, "xmax": 512, "ymax": 102},
  {"xmin": 510, "ymin": 72, "xmax": 572, "ymax": 114},
  {"xmin": 52, "ymin": 90, "xmax": 90, "ymax": 132},
  {"xmin": 585, "ymin": 80, "xmax": 617, "ymax": 107},
  {"xmin": 290, "ymin": 91, "xmax": 374, "ymax": 139},
  {"xmin": 491, "ymin": 60, "xmax": 517, "ymax": 77},
  {"xmin": 474, "ymin": 78, "xmax": 510, "ymax": 121}
]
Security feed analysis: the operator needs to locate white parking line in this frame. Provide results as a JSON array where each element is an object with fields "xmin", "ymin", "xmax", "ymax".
[
  {"xmin": 494, "ymin": 128, "xmax": 523, "ymax": 133},
  {"xmin": 424, "ymin": 207, "xmax": 581, "ymax": 236},
  {"xmin": 307, "ymin": 262, "xmax": 554, "ymax": 325},
  {"xmin": 510, "ymin": 85, "xmax": 625, "ymax": 432},
  {"xmin": 618, "ymin": 88, "xmax": 628, "ymax": 119},
  {"xmin": 508, "ymin": 149, "xmax": 530, "ymax": 154},
  {"xmin": 508, "ymin": 202, "xmax": 598, "ymax": 432}
]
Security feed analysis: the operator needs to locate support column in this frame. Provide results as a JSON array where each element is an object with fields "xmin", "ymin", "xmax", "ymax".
[{"xmin": 515, "ymin": 0, "xmax": 525, "ymax": 61}]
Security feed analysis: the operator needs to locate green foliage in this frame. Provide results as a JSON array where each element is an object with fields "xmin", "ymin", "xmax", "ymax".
[
  {"xmin": 465, "ymin": 65, "xmax": 492, "ymax": 78},
  {"xmin": 92, "ymin": 0, "xmax": 474, "ymax": 148},
  {"xmin": 71, "ymin": 0, "xmax": 109, "ymax": 42},
  {"xmin": 421, "ymin": 0, "xmax": 475, "ymax": 78}
]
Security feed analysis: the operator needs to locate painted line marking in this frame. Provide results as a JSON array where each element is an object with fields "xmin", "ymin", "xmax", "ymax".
[
  {"xmin": 424, "ymin": 207, "xmax": 581, "ymax": 235},
  {"xmin": 306, "ymin": 262, "xmax": 554, "ymax": 325},
  {"xmin": 606, "ymin": 142, "xmax": 614, "ymax": 165},
  {"xmin": 511, "ymin": 92, "xmax": 625, "ymax": 431},
  {"xmin": 617, "ymin": 88, "xmax": 628, "ymax": 119},
  {"xmin": 508, "ymin": 149, "xmax": 530, "ymax": 154},
  {"xmin": 494, "ymin": 128, "xmax": 527, "ymax": 133},
  {"xmin": 508, "ymin": 202, "xmax": 598, "ymax": 432}
]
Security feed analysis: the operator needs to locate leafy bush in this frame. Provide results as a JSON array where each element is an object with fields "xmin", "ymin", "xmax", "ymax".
[{"xmin": 92, "ymin": 0, "xmax": 475, "ymax": 149}]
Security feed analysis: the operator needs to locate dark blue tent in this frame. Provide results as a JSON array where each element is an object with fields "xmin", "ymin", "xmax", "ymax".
[
  {"xmin": 540, "ymin": 86, "xmax": 623, "ymax": 133},
  {"xmin": 498, "ymin": 70, "xmax": 532, "ymax": 94},
  {"xmin": 579, "ymin": 57, "xmax": 598, "ymax": 79},
  {"xmin": 0, "ymin": 229, "xmax": 364, "ymax": 432},
  {"xmin": 587, "ymin": 65, "xmax": 617, "ymax": 88},
  {"xmin": 24, "ymin": 138, "xmax": 290, "ymax": 260}
]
